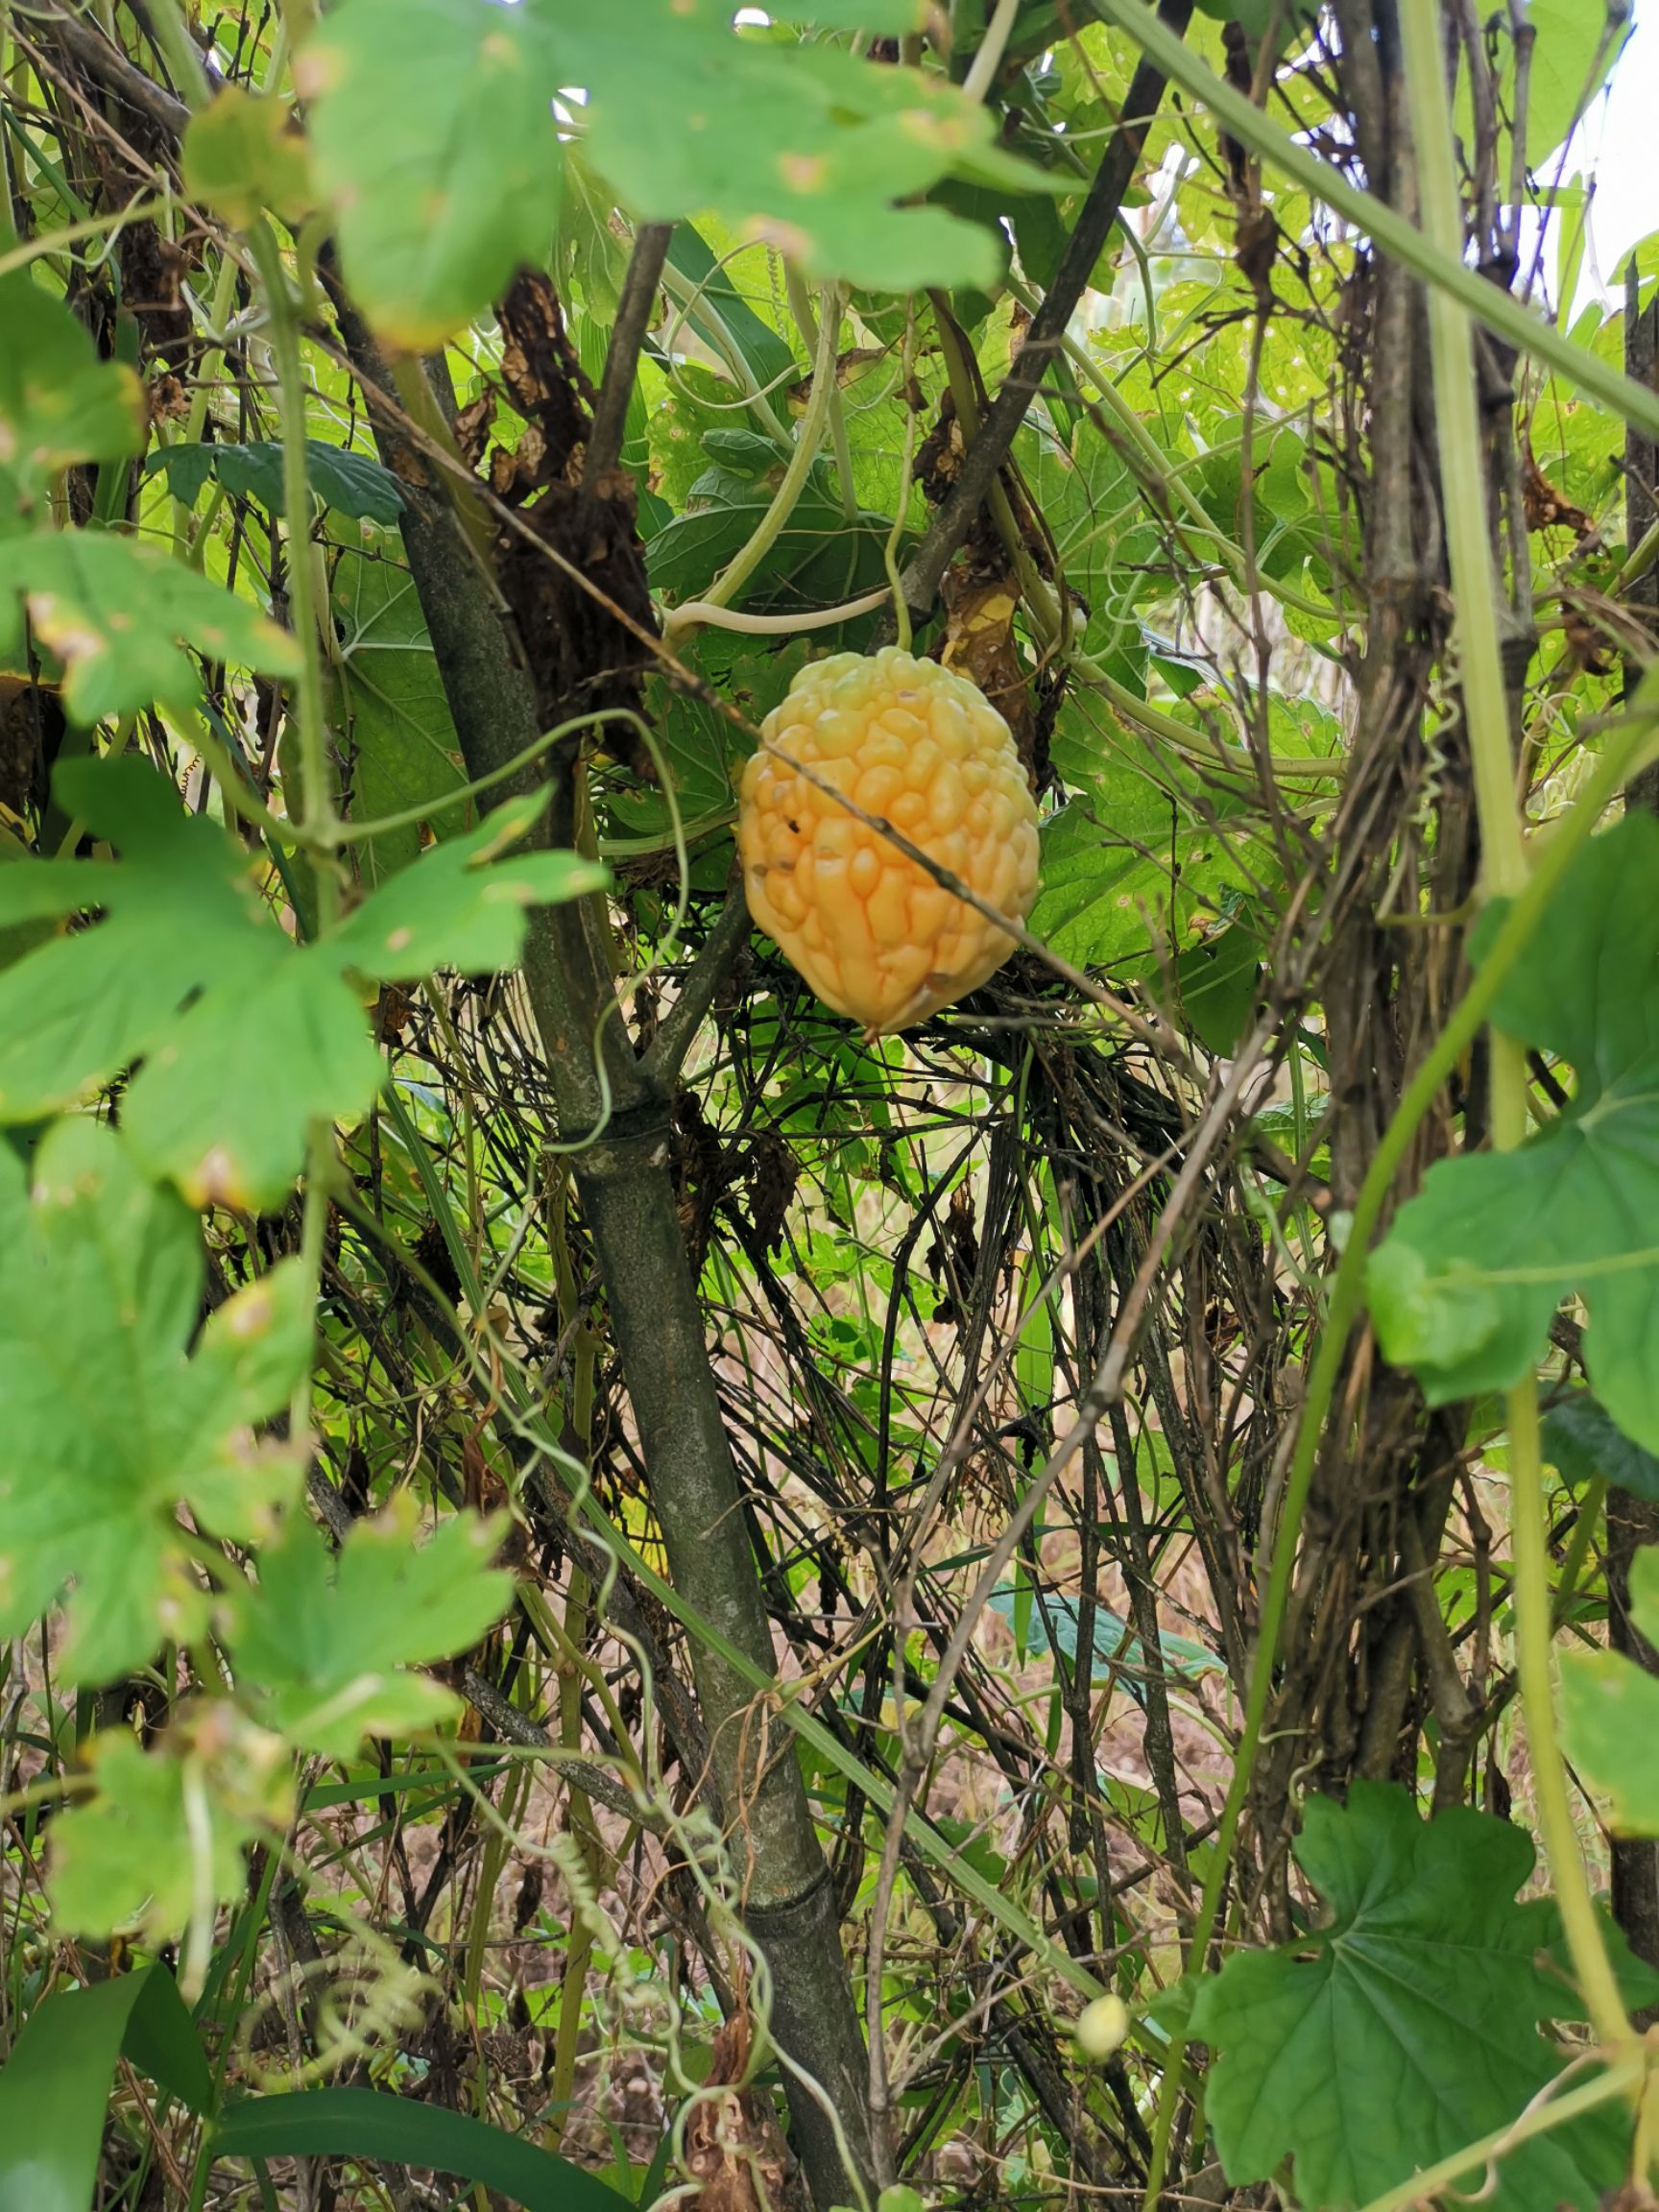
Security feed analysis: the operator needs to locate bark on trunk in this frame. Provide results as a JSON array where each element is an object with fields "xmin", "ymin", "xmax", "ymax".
[{"xmin": 329, "ymin": 300, "xmax": 877, "ymax": 2206}]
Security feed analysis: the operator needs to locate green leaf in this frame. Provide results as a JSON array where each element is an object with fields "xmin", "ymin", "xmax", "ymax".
[
  {"xmin": 181, "ymin": 85, "xmax": 316, "ymax": 228},
  {"xmin": 986, "ymin": 1587, "xmax": 1223, "ymax": 1705},
  {"xmin": 1025, "ymin": 785, "xmax": 1234, "ymax": 974},
  {"xmin": 0, "ymin": 276, "xmax": 145, "ymax": 525},
  {"xmin": 146, "ymin": 441, "xmax": 405, "ymax": 524},
  {"xmin": 1187, "ymin": 1783, "xmax": 1632, "ymax": 2212},
  {"xmin": 121, "ymin": 1965, "xmax": 217, "ymax": 2118},
  {"xmin": 50, "ymin": 1710, "xmax": 293, "ymax": 1944},
  {"xmin": 331, "ymin": 542, "xmax": 467, "ymax": 885},
  {"xmin": 329, "ymin": 794, "xmax": 608, "ymax": 980},
  {"xmin": 1173, "ymin": 923, "xmax": 1261, "ymax": 1054},
  {"xmin": 541, "ymin": 4, "xmax": 1065, "ymax": 291},
  {"xmin": 0, "ymin": 1119, "xmax": 310, "ymax": 1676},
  {"xmin": 1544, "ymin": 1391, "xmax": 1659, "ymax": 1503},
  {"xmin": 0, "ymin": 754, "xmax": 367, "ymax": 1202},
  {"xmin": 648, "ymin": 473, "xmax": 902, "ymax": 609},
  {"xmin": 0, "ymin": 531, "xmax": 300, "ymax": 725},
  {"xmin": 0, "ymin": 760, "xmax": 600, "ymax": 1206},
  {"xmin": 768, "ymin": 2, "xmax": 929, "ymax": 25},
  {"xmin": 1561, "ymin": 1546, "xmax": 1659, "ymax": 1835},
  {"xmin": 1367, "ymin": 817, "xmax": 1659, "ymax": 1452},
  {"xmin": 123, "ymin": 951, "xmax": 388, "ymax": 1205},
  {"xmin": 297, "ymin": 0, "xmax": 565, "ymax": 349},
  {"xmin": 0, "ymin": 1965, "xmax": 210, "ymax": 2212},
  {"xmin": 1521, "ymin": 0, "xmax": 1627, "ymax": 160},
  {"xmin": 214, "ymin": 2086, "xmax": 636, "ymax": 2210},
  {"xmin": 227, "ymin": 1499, "xmax": 514, "ymax": 1760}
]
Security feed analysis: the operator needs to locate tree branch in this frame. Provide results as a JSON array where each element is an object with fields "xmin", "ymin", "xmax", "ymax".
[
  {"xmin": 639, "ymin": 882, "xmax": 752, "ymax": 1090},
  {"xmin": 328, "ymin": 279, "xmax": 878, "ymax": 2212},
  {"xmin": 36, "ymin": 7, "xmax": 191, "ymax": 136},
  {"xmin": 583, "ymin": 221, "xmax": 672, "ymax": 489},
  {"xmin": 887, "ymin": 0, "xmax": 1192, "ymax": 632}
]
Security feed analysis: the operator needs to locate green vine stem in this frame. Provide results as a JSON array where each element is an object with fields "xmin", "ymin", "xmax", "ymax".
[
  {"xmin": 1509, "ymin": 1377, "xmax": 1634, "ymax": 2048},
  {"xmin": 661, "ymin": 585, "xmax": 890, "ymax": 640},
  {"xmin": 1138, "ymin": 678, "xmax": 1659, "ymax": 2209},
  {"xmin": 1354, "ymin": 2056, "xmax": 1646, "ymax": 2212},
  {"xmin": 137, "ymin": 0, "xmax": 341, "ymax": 1455},
  {"xmin": 246, "ymin": 218, "xmax": 337, "ymax": 887},
  {"xmin": 784, "ymin": 262, "xmax": 856, "ymax": 520},
  {"xmin": 659, "ymin": 252, "xmax": 793, "ymax": 445},
  {"xmin": 691, "ymin": 274, "xmax": 844, "ymax": 617},
  {"xmin": 143, "ymin": 0, "xmax": 209, "ymax": 107}
]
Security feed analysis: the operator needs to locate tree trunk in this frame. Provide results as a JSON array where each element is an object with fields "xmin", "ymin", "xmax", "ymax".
[{"xmin": 332, "ymin": 302, "xmax": 877, "ymax": 2206}]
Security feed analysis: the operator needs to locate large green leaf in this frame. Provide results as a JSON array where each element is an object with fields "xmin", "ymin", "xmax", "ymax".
[
  {"xmin": 1188, "ymin": 1783, "xmax": 1636, "ymax": 2212},
  {"xmin": 0, "ymin": 1119, "xmax": 310, "ymax": 1678},
  {"xmin": 0, "ymin": 1967, "xmax": 211, "ymax": 2212},
  {"xmin": 0, "ymin": 276, "xmax": 145, "ymax": 527},
  {"xmin": 146, "ymin": 441, "xmax": 405, "ymax": 524},
  {"xmin": 331, "ymin": 542, "xmax": 467, "ymax": 885},
  {"xmin": 1561, "ymin": 1546, "xmax": 1659, "ymax": 1835},
  {"xmin": 296, "ymin": 0, "xmax": 565, "ymax": 349},
  {"xmin": 0, "ymin": 759, "xmax": 605, "ymax": 1205},
  {"xmin": 215, "ymin": 2087, "xmax": 636, "ymax": 2209},
  {"xmin": 539, "ymin": 1, "xmax": 1065, "ymax": 292},
  {"xmin": 0, "ymin": 531, "xmax": 300, "ymax": 725},
  {"xmin": 227, "ymin": 1500, "xmax": 513, "ymax": 1759},
  {"xmin": 1367, "ymin": 817, "xmax": 1659, "ymax": 1452},
  {"xmin": 1024, "ymin": 764, "xmax": 1248, "ymax": 976}
]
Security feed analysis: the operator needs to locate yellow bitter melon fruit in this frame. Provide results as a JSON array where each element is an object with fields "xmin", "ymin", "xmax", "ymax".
[{"xmin": 737, "ymin": 647, "xmax": 1041, "ymax": 1036}]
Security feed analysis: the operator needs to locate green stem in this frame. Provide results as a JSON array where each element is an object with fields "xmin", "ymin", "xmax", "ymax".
[
  {"xmin": 1138, "ymin": 681, "xmax": 1659, "ymax": 2212},
  {"xmin": 245, "ymin": 219, "xmax": 338, "ymax": 1454},
  {"xmin": 0, "ymin": 6, "xmax": 16, "ymax": 257},
  {"xmin": 659, "ymin": 257, "xmax": 792, "ymax": 444},
  {"xmin": 1553, "ymin": 1475, "xmax": 1607, "ymax": 1630},
  {"xmin": 961, "ymin": 0, "xmax": 1020, "ymax": 100},
  {"xmin": 882, "ymin": 301, "xmax": 920, "ymax": 653},
  {"xmin": 1402, "ymin": 0, "xmax": 1629, "ymax": 2060},
  {"xmin": 695, "ymin": 276, "xmax": 842, "ymax": 615},
  {"xmin": 785, "ymin": 263, "xmax": 856, "ymax": 520},
  {"xmin": 1401, "ymin": 0, "xmax": 1525, "ymax": 902},
  {"xmin": 247, "ymin": 219, "xmax": 335, "ymax": 885},
  {"xmin": 143, "ymin": 0, "xmax": 209, "ymax": 106},
  {"xmin": 1508, "ymin": 1377, "xmax": 1633, "ymax": 2047}
]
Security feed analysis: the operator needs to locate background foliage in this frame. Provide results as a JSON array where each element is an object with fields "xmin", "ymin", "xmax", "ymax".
[{"xmin": 3, "ymin": 1, "xmax": 1659, "ymax": 2209}]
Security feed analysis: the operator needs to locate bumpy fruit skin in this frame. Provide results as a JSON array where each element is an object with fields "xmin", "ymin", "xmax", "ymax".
[{"xmin": 737, "ymin": 647, "xmax": 1041, "ymax": 1035}]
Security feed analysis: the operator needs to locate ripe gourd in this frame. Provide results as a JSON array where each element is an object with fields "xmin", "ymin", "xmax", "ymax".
[{"xmin": 737, "ymin": 647, "xmax": 1041, "ymax": 1036}]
